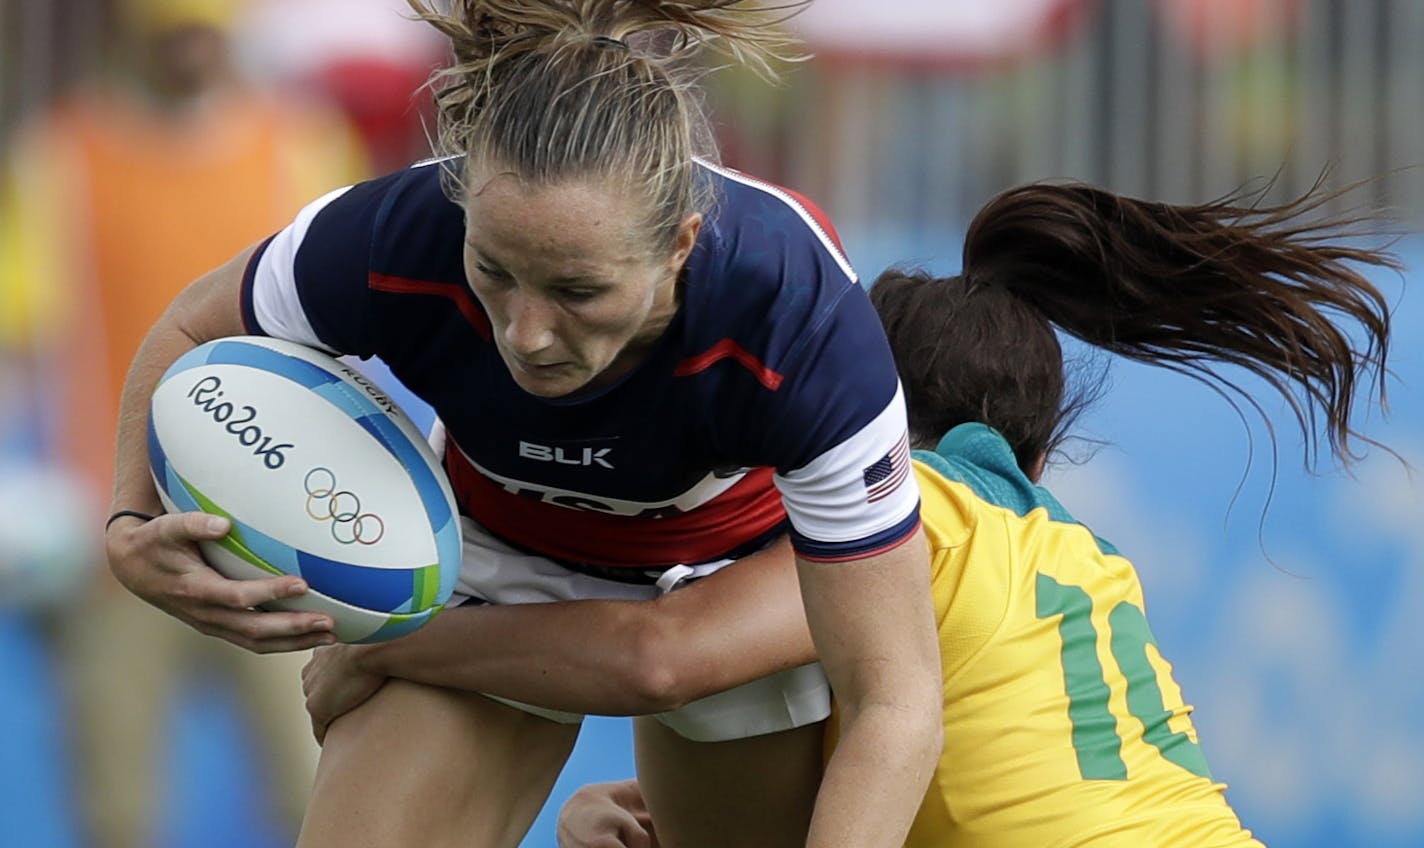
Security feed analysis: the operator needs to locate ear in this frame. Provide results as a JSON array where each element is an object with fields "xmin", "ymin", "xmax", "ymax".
[
  {"xmin": 668, "ymin": 213, "xmax": 703, "ymax": 270},
  {"xmin": 1027, "ymin": 451, "xmax": 1048, "ymax": 483}
]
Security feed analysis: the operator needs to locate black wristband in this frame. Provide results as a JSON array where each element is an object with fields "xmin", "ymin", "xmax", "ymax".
[{"xmin": 106, "ymin": 510, "xmax": 157, "ymax": 531}]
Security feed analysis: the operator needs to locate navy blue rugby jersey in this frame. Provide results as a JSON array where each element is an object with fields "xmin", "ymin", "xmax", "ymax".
[{"xmin": 240, "ymin": 158, "xmax": 919, "ymax": 569}]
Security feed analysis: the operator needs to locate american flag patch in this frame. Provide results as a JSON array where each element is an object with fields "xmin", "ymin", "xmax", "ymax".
[{"xmin": 862, "ymin": 434, "xmax": 911, "ymax": 503}]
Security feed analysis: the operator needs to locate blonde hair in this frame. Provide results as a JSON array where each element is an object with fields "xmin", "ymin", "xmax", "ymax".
[{"xmin": 405, "ymin": 0, "xmax": 807, "ymax": 250}]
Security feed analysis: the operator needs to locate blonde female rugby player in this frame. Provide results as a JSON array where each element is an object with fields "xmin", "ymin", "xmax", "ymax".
[{"xmin": 103, "ymin": 2, "xmax": 941, "ymax": 846}]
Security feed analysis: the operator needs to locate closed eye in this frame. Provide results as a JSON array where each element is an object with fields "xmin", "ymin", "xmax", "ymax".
[
  {"xmin": 475, "ymin": 262, "xmax": 512, "ymax": 281},
  {"xmin": 557, "ymin": 288, "xmax": 600, "ymax": 303}
]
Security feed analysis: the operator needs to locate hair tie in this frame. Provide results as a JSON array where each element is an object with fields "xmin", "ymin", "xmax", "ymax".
[
  {"xmin": 106, "ymin": 509, "xmax": 157, "ymax": 531},
  {"xmin": 963, "ymin": 267, "xmax": 1002, "ymax": 290},
  {"xmin": 591, "ymin": 34, "xmax": 630, "ymax": 51}
]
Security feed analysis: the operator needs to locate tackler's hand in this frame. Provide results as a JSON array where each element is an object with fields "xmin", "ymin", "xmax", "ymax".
[
  {"xmin": 104, "ymin": 510, "xmax": 335, "ymax": 653},
  {"xmin": 556, "ymin": 780, "xmax": 661, "ymax": 848}
]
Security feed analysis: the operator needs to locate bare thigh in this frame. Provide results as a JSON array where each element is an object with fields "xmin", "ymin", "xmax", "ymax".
[
  {"xmin": 299, "ymin": 678, "xmax": 580, "ymax": 848},
  {"xmin": 633, "ymin": 716, "xmax": 824, "ymax": 848}
]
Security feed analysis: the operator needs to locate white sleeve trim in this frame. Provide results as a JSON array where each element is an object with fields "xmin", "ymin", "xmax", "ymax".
[
  {"xmin": 773, "ymin": 382, "xmax": 920, "ymax": 544},
  {"xmin": 249, "ymin": 185, "xmax": 354, "ymax": 353}
]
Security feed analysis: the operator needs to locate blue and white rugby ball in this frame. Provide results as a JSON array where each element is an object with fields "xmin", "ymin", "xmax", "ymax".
[{"xmin": 148, "ymin": 336, "xmax": 462, "ymax": 644}]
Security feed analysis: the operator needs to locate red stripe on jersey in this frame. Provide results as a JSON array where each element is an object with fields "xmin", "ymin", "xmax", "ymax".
[
  {"xmin": 369, "ymin": 272, "xmax": 491, "ymax": 339},
  {"xmin": 795, "ymin": 519, "xmax": 923, "ymax": 563},
  {"xmin": 444, "ymin": 447, "xmax": 788, "ymax": 567},
  {"xmin": 674, "ymin": 339, "xmax": 784, "ymax": 390},
  {"xmin": 776, "ymin": 184, "xmax": 847, "ymax": 253},
  {"xmin": 717, "ymin": 163, "xmax": 848, "ymax": 256}
]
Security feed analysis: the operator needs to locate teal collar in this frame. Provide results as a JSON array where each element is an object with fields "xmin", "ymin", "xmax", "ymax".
[{"xmin": 913, "ymin": 423, "xmax": 1118, "ymax": 556}]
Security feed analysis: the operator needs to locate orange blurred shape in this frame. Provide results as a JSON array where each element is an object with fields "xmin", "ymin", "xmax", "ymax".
[{"xmin": 1158, "ymin": 0, "xmax": 1305, "ymax": 59}]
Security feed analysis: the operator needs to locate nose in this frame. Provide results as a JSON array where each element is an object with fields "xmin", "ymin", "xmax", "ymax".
[{"xmin": 502, "ymin": 290, "xmax": 557, "ymax": 357}]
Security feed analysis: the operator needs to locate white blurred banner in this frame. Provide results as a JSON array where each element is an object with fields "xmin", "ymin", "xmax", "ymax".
[{"xmin": 790, "ymin": 0, "xmax": 1088, "ymax": 62}]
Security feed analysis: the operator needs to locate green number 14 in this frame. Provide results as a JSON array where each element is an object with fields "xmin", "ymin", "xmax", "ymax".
[{"xmin": 1035, "ymin": 573, "xmax": 1212, "ymax": 781}]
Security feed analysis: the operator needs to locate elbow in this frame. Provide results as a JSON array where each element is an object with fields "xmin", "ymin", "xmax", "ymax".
[
  {"xmin": 621, "ymin": 666, "xmax": 689, "ymax": 714},
  {"xmin": 906, "ymin": 687, "xmax": 945, "ymax": 771},
  {"xmin": 846, "ymin": 683, "xmax": 944, "ymax": 768},
  {"xmin": 616, "ymin": 618, "xmax": 702, "ymax": 713},
  {"xmin": 921, "ymin": 705, "xmax": 945, "ymax": 763},
  {"xmin": 903, "ymin": 677, "xmax": 944, "ymax": 746}
]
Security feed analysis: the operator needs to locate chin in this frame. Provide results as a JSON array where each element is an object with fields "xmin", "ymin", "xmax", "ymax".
[
  {"xmin": 515, "ymin": 379, "xmax": 579, "ymax": 398},
  {"xmin": 507, "ymin": 367, "xmax": 592, "ymax": 398}
]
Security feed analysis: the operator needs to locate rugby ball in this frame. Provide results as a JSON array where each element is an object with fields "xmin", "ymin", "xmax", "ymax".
[{"xmin": 147, "ymin": 336, "xmax": 462, "ymax": 644}]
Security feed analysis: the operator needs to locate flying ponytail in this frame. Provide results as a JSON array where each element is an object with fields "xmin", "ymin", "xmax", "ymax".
[{"xmin": 872, "ymin": 179, "xmax": 1397, "ymax": 472}]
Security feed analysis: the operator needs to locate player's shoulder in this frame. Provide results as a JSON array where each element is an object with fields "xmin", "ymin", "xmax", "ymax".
[
  {"xmin": 696, "ymin": 160, "xmax": 856, "ymax": 283},
  {"xmin": 679, "ymin": 161, "xmax": 865, "ymax": 361},
  {"xmin": 362, "ymin": 157, "xmax": 460, "ymax": 229},
  {"xmin": 339, "ymin": 158, "xmax": 465, "ymax": 282}
]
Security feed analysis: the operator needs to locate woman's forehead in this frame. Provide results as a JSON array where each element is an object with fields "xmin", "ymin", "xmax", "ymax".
[{"xmin": 464, "ymin": 175, "xmax": 649, "ymax": 270}]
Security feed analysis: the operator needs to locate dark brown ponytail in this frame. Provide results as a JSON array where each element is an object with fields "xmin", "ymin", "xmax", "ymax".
[{"xmin": 872, "ymin": 179, "xmax": 1397, "ymax": 474}]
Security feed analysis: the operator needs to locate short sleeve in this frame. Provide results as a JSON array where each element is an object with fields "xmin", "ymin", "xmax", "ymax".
[
  {"xmin": 760, "ymin": 285, "xmax": 922, "ymax": 561},
  {"xmin": 242, "ymin": 173, "xmax": 405, "ymax": 356}
]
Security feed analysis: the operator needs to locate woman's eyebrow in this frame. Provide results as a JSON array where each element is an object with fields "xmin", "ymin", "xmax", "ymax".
[{"xmin": 465, "ymin": 239, "xmax": 506, "ymax": 265}]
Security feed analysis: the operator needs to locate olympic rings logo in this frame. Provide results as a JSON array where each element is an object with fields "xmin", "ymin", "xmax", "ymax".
[{"xmin": 304, "ymin": 467, "xmax": 385, "ymax": 546}]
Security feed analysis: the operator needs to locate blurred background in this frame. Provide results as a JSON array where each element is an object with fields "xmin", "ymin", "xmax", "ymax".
[{"xmin": 0, "ymin": 1, "xmax": 1419, "ymax": 846}]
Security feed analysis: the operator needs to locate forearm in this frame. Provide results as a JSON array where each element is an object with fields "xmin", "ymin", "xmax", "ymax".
[
  {"xmin": 808, "ymin": 697, "xmax": 941, "ymax": 847},
  {"xmin": 109, "ymin": 246, "xmax": 256, "ymax": 517},
  {"xmin": 110, "ymin": 323, "xmax": 195, "ymax": 516},
  {"xmin": 354, "ymin": 541, "xmax": 815, "ymax": 714},
  {"xmin": 354, "ymin": 601, "xmax": 686, "ymax": 714},
  {"xmin": 797, "ymin": 530, "xmax": 942, "ymax": 848}
]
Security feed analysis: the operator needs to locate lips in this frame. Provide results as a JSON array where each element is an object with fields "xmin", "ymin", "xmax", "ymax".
[{"xmin": 511, "ymin": 357, "xmax": 568, "ymax": 376}]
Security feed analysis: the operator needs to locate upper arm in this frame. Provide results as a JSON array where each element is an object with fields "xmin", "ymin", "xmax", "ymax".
[
  {"xmin": 164, "ymin": 243, "xmax": 262, "ymax": 346},
  {"xmin": 794, "ymin": 528, "xmax": 938, "ymax": 713}
]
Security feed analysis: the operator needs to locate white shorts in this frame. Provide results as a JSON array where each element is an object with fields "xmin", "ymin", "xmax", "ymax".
[{"xmin": 449, "ymin": 515, "xmax": 831, "ymax": 743}]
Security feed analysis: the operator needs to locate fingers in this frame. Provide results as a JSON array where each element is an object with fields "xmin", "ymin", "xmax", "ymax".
[
  {"xmin": 561, "ymin": 817, "xmax": 652, "ymax": 848},
  {"xmin": 187, "ymin": 569, "xmax": 314, "ymax": 611},
  {"xmin": 154, "ymin": 510, "xmax": 231, "ymax": 543},
  {"xmin": 301, "ymin": 648, "xmax": 323, "ymax": 692},
  {"xmin": 247, "ymin": 631, "xmax": 339, "ymax": 654},
  {"xmin": 307, "ymin": 690, "xmax": 333, "ymax": 745},
  {"xmin": 111, "ymin": 509, "xmax": 336, "ymax": 653},
  {"xmin": 311, "ymin": 714, "xmax": 328, "ymax": 746},
  {"xmin": 172, "ymin": 568, "xmax": 332, "ymax": 625},
  {"xmin": 300, "ymin": 646, "xmax": 336, "ymax": 699},
  {"xmin": 557, "ymin": 783, "xmax": 657, "ymax": 848},
  {"xmin": 606, "ymin": 779, "xmax": 651, "ymax": 814},
  {"xmin": 189, "ymin": 603, "xmax": 335, "ymax": 653}
]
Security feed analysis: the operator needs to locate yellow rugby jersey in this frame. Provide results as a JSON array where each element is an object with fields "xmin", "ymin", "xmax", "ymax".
[{"xmin": 905, "ymin": 423, "xmax": 1263, "ymax": 848}]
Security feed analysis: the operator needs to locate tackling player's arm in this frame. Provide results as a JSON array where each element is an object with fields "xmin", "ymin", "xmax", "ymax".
[
  {"xmin": 104, "ymin": 244, "xmax": 337, "ymax": 653},
  {"xmin": 302, "ymin": 535, "xmax": 817, "ymax": 741}
]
